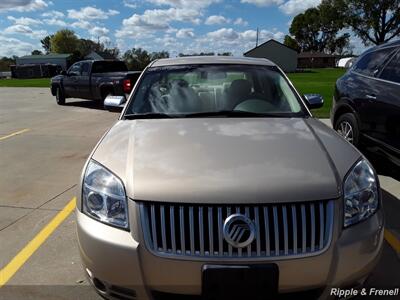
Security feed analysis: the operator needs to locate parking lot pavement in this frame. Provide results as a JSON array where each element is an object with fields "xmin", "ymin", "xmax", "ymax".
[{"xmin": 0, "ymin": 88, "xmax": 399, "ymax": 299}]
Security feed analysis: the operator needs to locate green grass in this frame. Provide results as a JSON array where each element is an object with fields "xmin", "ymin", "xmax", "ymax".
[
  {"xmin": 287, "ymin": 68, "xmax": 346, "ymax": 118},
  {"xmin": 0, "ymin": 78, "xmax": 51, "ymax": 87}
]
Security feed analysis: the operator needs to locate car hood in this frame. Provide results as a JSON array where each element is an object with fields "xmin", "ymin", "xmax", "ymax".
[{"xmin": 92, "ymin": 118, "xmax": 361, "ymax": 204}]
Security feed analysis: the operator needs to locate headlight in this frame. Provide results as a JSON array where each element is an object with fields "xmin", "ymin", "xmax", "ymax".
[
  {"xmin": 343, "ymin": 159, "xmax": 379, "ymax": 227},
  {"xmin": 82, "ymin": 160, "xmax": 128, "ymax": 229}
]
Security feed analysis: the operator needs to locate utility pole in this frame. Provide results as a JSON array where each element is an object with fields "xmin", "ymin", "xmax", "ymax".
[{"xmin": 256, "ymin": 27, "xmax": 259, "ymax": 47}]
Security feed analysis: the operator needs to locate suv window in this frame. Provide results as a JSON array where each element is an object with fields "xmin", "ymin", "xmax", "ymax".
[
  {"xmin": 380, "ymin": 50, "xmax": 400, "ymax": 84},
  {"xmin": 68, "ymin": 63, "xmax": 81, "ymax": 76},
  {"xmin": 81, "ymin": 63, "xmax": 90, "ymax": 76},
  {"xmin": 353, "ymin": 47, "xmax": 396, "ymax": 77}
]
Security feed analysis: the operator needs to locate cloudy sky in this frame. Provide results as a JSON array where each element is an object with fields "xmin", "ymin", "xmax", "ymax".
[{"xmin": 0, "ymin": 0, "xmax": 358, "ymax": 58}]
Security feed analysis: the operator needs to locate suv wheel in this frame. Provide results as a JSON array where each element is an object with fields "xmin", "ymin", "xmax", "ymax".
[
  {"xmin": 56, "ymin": 87, "xmax": 65, "ymax": 105},
  {"xmin": 335, "ymin": 113, "xmax": 359, "ymax": 146}
]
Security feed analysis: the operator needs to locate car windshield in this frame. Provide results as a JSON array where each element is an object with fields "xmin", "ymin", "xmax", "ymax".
[{"xmin": 124, "ymin": 64, "xmax": 306, "ymax": 118}]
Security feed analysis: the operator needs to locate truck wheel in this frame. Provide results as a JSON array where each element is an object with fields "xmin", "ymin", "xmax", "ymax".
[
  {"xmin": 334, "ymin": 113, "xmax": 359, "ymax": 146},
  {"xmin": 56, "ymin": 87, "xmax": 65, "ymax": 105}
]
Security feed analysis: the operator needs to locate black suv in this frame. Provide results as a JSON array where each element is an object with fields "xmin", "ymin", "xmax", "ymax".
[{"xmin": 331, "ymin": 40, "xmax": 400, "ymax": 167}]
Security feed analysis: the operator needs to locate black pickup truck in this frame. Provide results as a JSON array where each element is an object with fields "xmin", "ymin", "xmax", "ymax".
[{"xmin": 50, "ymin": 60, "xmax": 141, "ymax": 105}]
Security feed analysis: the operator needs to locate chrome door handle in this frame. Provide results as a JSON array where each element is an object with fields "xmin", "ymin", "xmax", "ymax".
[{"xmin": 366, "ymin": 94, "xmax": 377, "ymax": 100}]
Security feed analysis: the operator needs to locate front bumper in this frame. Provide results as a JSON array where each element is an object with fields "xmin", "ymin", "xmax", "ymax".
[{"xmin": 76, "ymin": 200, "xmax": 384, "ymax": 300}]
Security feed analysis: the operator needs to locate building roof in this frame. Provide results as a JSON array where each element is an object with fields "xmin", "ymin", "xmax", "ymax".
[
  {"xmin": 18, "ymin": 54, "xmax": 71, "ymax": 59},
  {"xmin": 298, "ymin": 52, "xmax": 336, "ymax": 58},
  {"xmin": 151, "ymin": 56, "xmax": 276, "ymax": 67},
  {"xmin": 243, "ymin": 39, "xmax": 298, "ymax": 56}
]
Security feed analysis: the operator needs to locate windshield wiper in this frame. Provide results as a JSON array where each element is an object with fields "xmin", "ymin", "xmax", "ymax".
[
  {"xmin": 181, "ymin": 110, "xmax": 291, "ymax": 118},
  {"xmin": 124, "ymin": 112, "xmax": 175, "ymax": 119},
  {"xmin": 124, "ymin": 110, "xmax": 297, "ymax": 119}
]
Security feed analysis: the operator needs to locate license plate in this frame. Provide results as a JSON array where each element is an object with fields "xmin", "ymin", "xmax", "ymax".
[{"xmin": 202, "ymin": 264, "xmax": 279, "ymax": 300}]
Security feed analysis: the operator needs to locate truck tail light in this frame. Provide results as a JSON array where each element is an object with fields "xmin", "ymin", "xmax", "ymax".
[{"xmin": 123, "ymin": 79, "xmax": 132, "ymax": 93}]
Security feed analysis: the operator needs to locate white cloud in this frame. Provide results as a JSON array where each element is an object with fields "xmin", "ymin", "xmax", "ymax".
[
  {"xmin": 146, "ymin": 0, "xmax": 220, "ymax": 9},
  {"xmin": 4, "ymin": 24, "xmax": 47, "ymax": 39},
  {"xmin": 70, "ymin": 20, "xmax": 91, "ymax": 30},
  {"xmin": 67, "ymin": 6, "xmax": 119, "ymax": 20},
  {"xmin": 205, "ymin": 15, "xmax": 230, "ymax": 25},
  {"xmin": 194, "ymin": 27, "xmax": 285, "ymax": 55},
  {"xmin": 46, "ymin": 18, "xmax": 67, "ymax": 26},
  {"xmin": 7, "ymin": 16, "xmax": 42, "ymax": 26},
  {"xmin": 176, "ymin": 28, "xmax": 194, "ymax": 38},
  {"xmin": 206, "ymin": 28, "xmax": 239, "ymax": 41},
  {"xmin": 234, "ymin": 18, "xmax": 248, "ymax": 26},
  {"xmin": 116, "ymin": 7, "xmax": 200, "ymax": 38},
  {"xmin": 123, "ymin": 0, "xmax": 137, "ymax": 8},
  {"xmin": 240, "ymin": 0, "xmax": 283, "ymax": 6},
  {"xmin": 91, "ymin": 35, "xmax": 111, "ymax": 45},
  {"xmin": 279, "ymin": 0, "xmax": 321, "ymax": 15},
  {"xmin": 41, "ymin": 10, "xmax": 64, "ymax": 18},
  {"xmin": 0, "ymin": 34, "xmax": 36, "ymax": 56},
  {"xmin": 89, "ymin": 26, "xmax": 110, "ymax": 37},
  {"xmin": 0, "ymin": 0, "xmax": 48, "ymax": 12}
]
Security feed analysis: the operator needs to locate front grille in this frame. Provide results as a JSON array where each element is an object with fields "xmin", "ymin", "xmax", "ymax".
[{"xmin": 139, "ymin": 200, "xmax": 334, "ymax": 259}]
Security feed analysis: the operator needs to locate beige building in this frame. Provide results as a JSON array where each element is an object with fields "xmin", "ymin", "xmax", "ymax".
[{"xmin": 244, "ymin": 39, "xmax": 298, "ymax": 72}]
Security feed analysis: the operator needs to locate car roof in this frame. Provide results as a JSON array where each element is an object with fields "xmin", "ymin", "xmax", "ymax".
[
  {"xmin": 363, "ymin": 39, "xmax": 400, "ymax": 55},
  {"xmin": 150, "ymin": 56, "xmax": 276, "ymax": 67}
]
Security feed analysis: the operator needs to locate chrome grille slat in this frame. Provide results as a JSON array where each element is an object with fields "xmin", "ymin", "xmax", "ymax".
[
  {"xmin": 208, "ymin": 207, "xmax": 214, "ymax": 255},
  {"xmin": 273, "ymin": 206, "xmax": 279, "ymax": 256},
  {"xmin": 254, "ymin": 206, "xmax": 261, "ymax": 256},
  {"xmin": 141, "ymin": 200, "xmax": 334, "ymax": 260},
  {"xmin": 264, "ymin": 206, "xmax": 271, "ymax": 256},
  {"xmin": 150, "ymin": 204, "xmax": 157, "ymax": 250},
  {"xmin": 319, "ymin": 202, "xmax": 325, "ymax": 250},
  {"xmin": 160, "ymin": 205, "xmax": 167, "ymax": 251},
  {"xmin": 179, "ymin": 206, "xmax": 185, "ymax": 254},
  {"xmin": 199, "ymin": 207, "xmax": 204, "ymax": 256},
  {"xmin": 310, "ymin": 203, "xmax": 316, "ymax": 252},
  {"xmin": 170, "ymin": 206, "xmax": 176, "ymax": 253},
  {"xmin": 189, "ymin": 206, "xmax": 194, "ymax": 255},
  {"xmin": 282, "ymin": 205, "xmax": 289, "ymax": 255},
  {"xmin": 226, "ymin": 207, "xmax": 233, "ymax": 256},
  {"xmin": 301, "ymin": 204, "xmax": 307, "ymax": 253},
  {"xmin": 245, "ymin": 206, "xmax": 251, "ymax": 257},
  {"xmin": 291, "ymin": 205, "xmax": 297, "ymax": 254},
  {"xmin": 217, "ymin": 207, "xmax": 223, "ymax": 256}
]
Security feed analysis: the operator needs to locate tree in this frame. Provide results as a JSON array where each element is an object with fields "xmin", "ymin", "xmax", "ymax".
[
  {"xmin": 122, "ymin": 48, "xmax": 151, "ymax": 70},
  {"xmin": 342, "ymin": 0, "xmax": 400, "ymax": 45},
  {"xmin": 289, "ymin": 6, "xmax": 350, "ymax": 54},
  {"xmin": 77, "ymin": 38, "xmax": 120, "ymax": 59},
  {"xmin": 122, "ymin": 48, "xmax": 169, "ymax": 70},
  {"xmin": 31, "ymin": 50, "xmax": 43, "ymax": 55},
  {"xmin": 218, "ymin": 52, "xmax": 233, "ymax": 56},
  {"xmin": 150, "ymin": 51, "xmax": 169, "ymax": 60},
  {"xmin": 40, "ymin": 35, "xmax": 53, "ymax": 54},
  {"xmin": 283, "ymin": 35, "xmax": 300, "ymax": 52},
  {"xmin": 50, "ymin": 29, "xmax": 79, "ymax": 54},
  {"xmin": 0, "ymin": 56, "xmax": 16, "ymax": 71}
]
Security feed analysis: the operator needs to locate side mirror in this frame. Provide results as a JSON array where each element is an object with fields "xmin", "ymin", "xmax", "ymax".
[
  {"xmin": 60, "ymin": 70, "xmax": 67, "ymax": 76},
  {"xmin": 304, "ymin": 94, "xmax": 324, "ymax": 109},
  {"xmin": 104, "ymin": 95, "xmax": 126, "ymax": 112}
]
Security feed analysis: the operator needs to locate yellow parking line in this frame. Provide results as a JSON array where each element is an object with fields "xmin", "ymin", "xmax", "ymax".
[
  {"xmin": 0, "ymin": 197, "xmax": 76, "ymax": 288},
  {"xmin": 0, "ymin": 129, "xmax": 30, "ymax": 141},
  {"xmin": 385, "ymin": 229, "xmax": 400, "ymax": 255}
]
